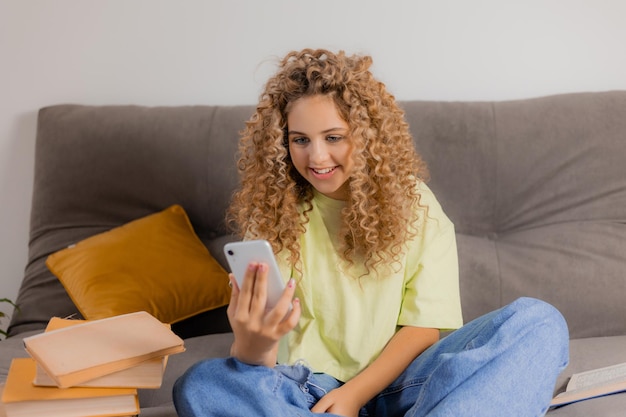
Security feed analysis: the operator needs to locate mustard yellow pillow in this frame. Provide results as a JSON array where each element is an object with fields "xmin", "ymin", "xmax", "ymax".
[{"xmin": 46, "ymin": 205, "xmax": 231, "ymax": 324}]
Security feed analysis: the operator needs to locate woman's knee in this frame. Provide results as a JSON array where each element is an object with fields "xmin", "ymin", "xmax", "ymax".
[
  {"xmin": 505, "ymin": 297, "xmax": 570, "ymax": 368},
  {"xmin": 509, "ymin": 297, "xmax": 568, "ymax": 340}
]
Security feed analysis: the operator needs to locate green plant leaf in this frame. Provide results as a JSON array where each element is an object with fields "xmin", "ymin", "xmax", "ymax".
[
  {"xmin": 0, "ymin": 298, "xmax": 17, "ymax": 307},
  {"xmin": 1, "ymin": 298, "xmax": 17, "ymax": 339}
]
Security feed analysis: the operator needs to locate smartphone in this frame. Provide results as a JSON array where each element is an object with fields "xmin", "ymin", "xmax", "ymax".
[{"xmin": 223, "ymin": 240, "xmax": 289, "ymax": 310}]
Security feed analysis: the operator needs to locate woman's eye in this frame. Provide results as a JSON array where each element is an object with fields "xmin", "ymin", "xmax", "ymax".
[
  {"xmin": 291, "ymin": 136, "xmax": 308, "ymax": 145},
  {"xmin": 327, "ymin": 135, "xmax": 343, "ymax": 143}
]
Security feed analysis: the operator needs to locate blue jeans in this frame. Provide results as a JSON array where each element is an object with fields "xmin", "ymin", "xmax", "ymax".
[{"xmin": 173, "ymin": 297, "xmax": 569, "ymax": 417}]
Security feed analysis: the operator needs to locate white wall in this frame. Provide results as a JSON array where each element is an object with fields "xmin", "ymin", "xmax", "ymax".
[{"xmin": 1, "ymin": 0, "xmax": 626, "ymax": 327}]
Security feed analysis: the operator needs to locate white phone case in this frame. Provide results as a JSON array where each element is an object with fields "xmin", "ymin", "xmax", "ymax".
[{"xmin": 223, "ymin": 240, "xmax": 288, "ymax": 309}]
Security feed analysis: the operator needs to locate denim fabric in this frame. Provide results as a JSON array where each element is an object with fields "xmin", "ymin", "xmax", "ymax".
[{"xmin": 173, "ymin": 297, "xmax": 569, "ymax": 417}]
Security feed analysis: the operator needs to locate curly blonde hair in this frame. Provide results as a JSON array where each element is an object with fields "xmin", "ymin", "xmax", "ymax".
[{"xmin": 227, "ymin": 48, "xmax": 429, "ymax": 276}]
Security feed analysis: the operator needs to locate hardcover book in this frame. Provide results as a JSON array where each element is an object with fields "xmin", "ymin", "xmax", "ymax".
[
  {"xmin": 1, "ymin": 358, "xmax": 139, "ymax": 417},
  {"xmin": 23, "ymin": 311, "xmax": 184, "ymax": 388}
]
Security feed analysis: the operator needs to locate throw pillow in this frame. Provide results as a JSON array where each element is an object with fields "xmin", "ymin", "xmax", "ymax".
[{"xmin": 46, "ymin": 205, "xmax": 231, "ymax": 324}]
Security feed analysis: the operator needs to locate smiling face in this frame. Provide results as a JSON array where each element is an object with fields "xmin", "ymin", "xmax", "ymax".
[{"xmin": 286, "ymin": 95, "xmax": 355, "ymax": 200}]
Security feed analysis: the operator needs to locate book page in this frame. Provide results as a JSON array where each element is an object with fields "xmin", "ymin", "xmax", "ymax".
[{"xmin": 567, "ymin": 362, "xmax": 626, "ymax": 391}]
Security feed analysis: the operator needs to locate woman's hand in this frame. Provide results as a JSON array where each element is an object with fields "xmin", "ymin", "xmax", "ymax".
[
  {"xmin": 312, "ymin": 326, "xmax": 439, "ymax": 416},
  {"xmin": 311, "ymin": 386, "xmax": 362, "ymax": 417},
  {"xmin": 227, "ymin": 262, "xmax": 300, "ymax": 367}
]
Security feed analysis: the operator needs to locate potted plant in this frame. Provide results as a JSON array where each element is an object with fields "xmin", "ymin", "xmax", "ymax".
[{"xmin": 0, "ymin": 298, "xmax": 17, "ymax": 340}]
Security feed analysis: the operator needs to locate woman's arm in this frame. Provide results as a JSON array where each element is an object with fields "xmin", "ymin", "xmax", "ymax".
[{"xmin": 312, "ymin": 325, "xmax": 439, "ymax": 416}]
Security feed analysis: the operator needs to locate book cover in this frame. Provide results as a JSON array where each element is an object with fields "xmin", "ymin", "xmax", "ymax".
[
  {"xmin": 33, "ymin": 317, "xmax": 167, "ymax": 389},
  {"xmin": 1, "ymin": 358, "xmax": 139, "ymax": 417},
  {"xmin": 23, "ymin": 311, "xmax": 184, "ymax": 388}
]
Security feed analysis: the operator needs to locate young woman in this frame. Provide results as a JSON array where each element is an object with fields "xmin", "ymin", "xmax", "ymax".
[{"xmin": 173, "ymin": 48, "xmax": 569, "ymax": 417}]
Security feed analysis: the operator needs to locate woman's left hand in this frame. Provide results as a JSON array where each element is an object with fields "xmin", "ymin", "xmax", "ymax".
[{"xmin": 311, "ymin": 386, "xmax": 362, "ymax": 417}]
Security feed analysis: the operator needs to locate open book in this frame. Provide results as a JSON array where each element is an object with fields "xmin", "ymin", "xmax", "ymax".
[
  {"xmin": 551, "ymin": 362, "xmax": 626, "ymax": 407},
  {"xmin": 23, "ymin": 311, "xmax": 185, "ymax": 388}
]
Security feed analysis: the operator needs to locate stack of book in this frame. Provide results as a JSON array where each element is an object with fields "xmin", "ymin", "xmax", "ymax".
[{"xmin": 1, "ymin": 311, "xmax": 185, "ymax": 417}]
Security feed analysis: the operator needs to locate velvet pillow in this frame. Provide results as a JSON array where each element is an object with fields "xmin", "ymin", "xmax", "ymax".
[{"xmin": 46, "ymin": 205, "xmax": 231, "ymax": 324}]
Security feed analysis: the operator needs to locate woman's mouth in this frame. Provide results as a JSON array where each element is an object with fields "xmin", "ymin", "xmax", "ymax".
[
  {"xmin": 311, "ymin": 167, "xmax": 336, "ymax": 174},
  {"xmin": 310, "ymin": 166, "xmax": 338, "ymax": 178}
]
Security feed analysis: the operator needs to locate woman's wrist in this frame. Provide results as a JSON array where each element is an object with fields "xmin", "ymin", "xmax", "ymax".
[{"xmin": 230, "ymin": 340, "xmax": 278, "ymax": 367}]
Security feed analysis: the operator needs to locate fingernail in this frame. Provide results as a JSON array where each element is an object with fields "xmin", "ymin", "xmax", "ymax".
[{"xmin": 288, "ymin": 278, "xmax": 295, "ymax": 288}]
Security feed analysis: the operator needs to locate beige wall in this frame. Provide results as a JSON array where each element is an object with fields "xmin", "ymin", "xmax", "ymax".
[{"xmin": 1, "ymin": 0, "xmax": 626, "ymax": 326}]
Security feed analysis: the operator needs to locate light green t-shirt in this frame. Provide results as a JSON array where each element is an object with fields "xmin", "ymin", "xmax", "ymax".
[{"xmin": 276, "ymin": 182, "xmax": 463, "ymax": 382}]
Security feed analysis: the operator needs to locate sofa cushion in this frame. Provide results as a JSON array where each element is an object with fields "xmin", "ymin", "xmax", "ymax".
[
  {"xmin": 404, "ymin": 92, "xmax": 626, "ymax": 338},
  {"xmin": 8, "ymin": 104, "xmax": 250, "ymax": 337},
  {"xmin": 46, "ymin": 205, "xmax": 231, "ymax": 324}
]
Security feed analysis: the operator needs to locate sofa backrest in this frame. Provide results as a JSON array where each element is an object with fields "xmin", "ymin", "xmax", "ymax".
[
  {"xmin": 10, "ymin": 105, "xmax": 250, "ymax": 336},
  {"xmin": 405, "ymin": 91, "xmax": 626, "ymax": 338},
  {"xmin": 9, "ymin": 91, "xmax": 626, "ymax": 339}
]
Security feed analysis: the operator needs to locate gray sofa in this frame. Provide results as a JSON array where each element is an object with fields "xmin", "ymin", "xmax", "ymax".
[{"xmin": 2, "ymin": 91, "xmax": 625, "ymax": 416}]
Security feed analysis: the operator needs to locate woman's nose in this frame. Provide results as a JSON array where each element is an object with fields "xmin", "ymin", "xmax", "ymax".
[{"xmin": 309, "ymin": 140, "xmax": 329, "ymax": 163}]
